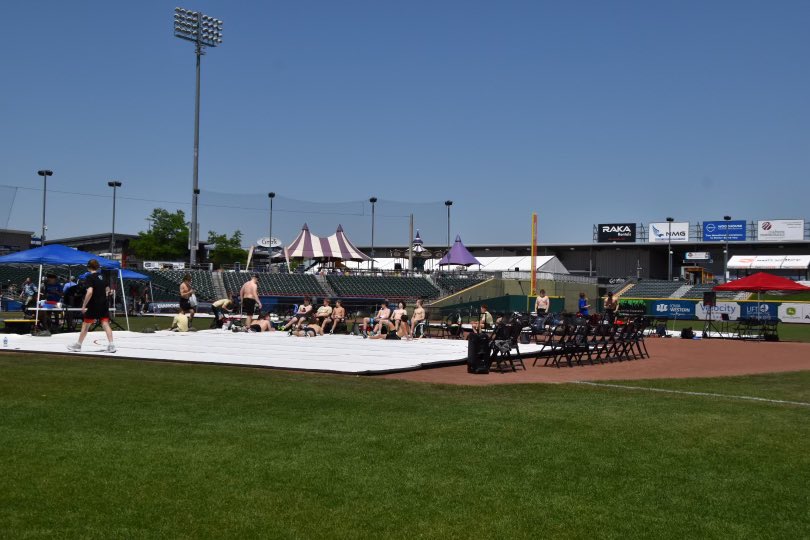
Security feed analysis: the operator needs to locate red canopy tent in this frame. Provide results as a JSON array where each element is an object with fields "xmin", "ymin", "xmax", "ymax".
[
  {"xmin": 713, "ymin": 272, "xmax": 810, "ymax": 293},
  {"xmin": 714, "ymin": 272, "xmax": 810, "ymax": 320}
]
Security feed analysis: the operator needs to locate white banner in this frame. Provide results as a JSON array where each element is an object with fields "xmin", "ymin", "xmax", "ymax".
[
  {"xmin": 779, "ymin": 303, "xmax": 810, "ymax": 324},
  {"xmin": 757, "ymin": 219, "xmax": 805, "ymax": 242},
  {"xmin": 649, "ymin": 222, "xmax": 689, "ymax": 243}
]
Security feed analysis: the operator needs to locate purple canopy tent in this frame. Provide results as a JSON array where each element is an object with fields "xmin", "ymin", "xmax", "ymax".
[{"xmin": 438, "ymin": 235, "xmax": 480, "ymax": 267}]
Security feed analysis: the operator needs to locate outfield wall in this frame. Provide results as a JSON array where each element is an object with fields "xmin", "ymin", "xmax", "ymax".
[{"xmin": 619, "ymin": 298, "xmax": 810, "ymax": 323}]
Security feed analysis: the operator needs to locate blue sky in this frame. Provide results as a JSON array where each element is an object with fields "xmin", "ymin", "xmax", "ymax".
[{"xmin": 1, "ymin": 0, "xmax": 808, "ymax": 247}]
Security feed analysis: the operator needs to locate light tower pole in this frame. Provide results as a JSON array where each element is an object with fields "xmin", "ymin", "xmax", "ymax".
[
  {"xmin": 445, "ymin": 200, "xmax": 453, "ymax": 249},
  {"xmin": 108, "ymin": 181, "xmax": 122, "ymax": 256},
  {"xmin": 174, "ymin": 7, "xmax": 223, "ymax": 265},
  {"xmin": 369, "ymin": 197, "xmax": 377, "ymax": 270},
  {"xmin": 268, "ymin": 192, "xmax": 276, "ymax": 266},
  {"xmin": 666, "ymin": 217, "xmax": 674, "ymax": 281},
  {"xmin": 36, "ymin": 170, "xmax": 53, "ymax": 245}
]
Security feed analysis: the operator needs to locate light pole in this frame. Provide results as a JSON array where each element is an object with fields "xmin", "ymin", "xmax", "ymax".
[
  {"xmin": 108, "ymin": 181, "xmax": 122, "ymax": 256},
  {"xmin": 723, "ymin": 215, "xmax": 731, "ymax": 282},
  {"xmin": 666, "ymin": 217, "xmax": 674, "ymax": 281},
  {"xmin": 268, "ymin": 192, "xmax": 275, "ymax": 266},
  {"xmin": 36, "ymin": 170, "xmax": 53, "ymax": 245},
  {"xmin": 174, "ymin": 7, "xmax": 223, "ymax": 265},
  {"xmin": 369, "ymin": 197, "xmax": 377, "ymax": 270},
  {"xmin": 445, "ymin": 200, "xmax": 453, "ymax": 249}
]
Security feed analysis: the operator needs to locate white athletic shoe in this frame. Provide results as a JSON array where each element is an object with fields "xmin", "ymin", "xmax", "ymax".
[
  {"xmin": 66, "ymin": 343, "xmax": 81, "ymax": 352},
  {"xmin": 106, "ymin": 344, "xmax": 117, "ymax": 353}
]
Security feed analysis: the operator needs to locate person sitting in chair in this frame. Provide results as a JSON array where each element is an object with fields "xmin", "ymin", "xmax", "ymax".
[
  {"xmin": 386, "ymin": 301, "xmax": 408, "ymax": 333},
  {"xmin": 323, "ymin": 299, "xmax": 347, "ymax": 334},
  {"xmin": 283, "ymin": 297, "xmax": 313, "ymax": 332},
  {"xmin": 410, "ymin": 299, "xmax": 426, "ymax": 339},
  {"xmin": 361, "ymin": 300, "xmax": 391, "ymax": 338},
  {"xmin": 313, "ymin": 298, "xmax": 333, "ymax": 327},
  {"xmin": 470, "ymin": 304, "xmax": 494, "ymax": 333},
  {"xmin": 371, "ymin": 315, "xmax": 409, "ymax": 340}
]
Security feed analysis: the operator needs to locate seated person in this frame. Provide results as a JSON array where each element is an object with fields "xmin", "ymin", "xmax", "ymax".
[
  {"xmin": 313, "ymin": 298, "xmax": 333, "ymax": 327},
  {"xmin": 282, "ymin": 297, "xmax": 313, "ymax": 331},
  {"xmin": 371, "ymin": 316, "xmax": 410, "ymax": 340},
  {"xmin": 170, "ymin": 311, "xmax": 190, "ymax": 332},
  {"xmin": 470, "ymin": 304, "xmax": 494, "ymax": 333},
  {"xmin": 211, "ymin": 298, "xmax": 235, "ymax": 328},
  {"xmin": 249, "ymin": 312, "xmax": 275, "ymax": 332},
  {"xmin": 361, "ymin": 301, "xmax": 391, "ymax": 338},
  {"xmin": 386, "ymin": 301, "xmax": 408, "ymax": 333},
  {"xmin": 323, "ymin": 299, "xmax": 347, "ymax": 334},
  {"xmin": 410, "ymin": 299, "xmax": 426, "ymax": 338}
]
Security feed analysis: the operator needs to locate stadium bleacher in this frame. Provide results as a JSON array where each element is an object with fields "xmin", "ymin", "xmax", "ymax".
[
  {"xmin": 327, "ymin": 275, "xmax": 439, "ymax": 300},
  {"xmin": 222, "ymin": 271, "xmax": 325, "ymax": 298},
  {"xmin": 681, "ymin": 283, "xmax": 738, "ymax": 300},
  {"xmin": 142, "ymin": 270, "xmax": 215, "ymax": 302},
  {"xmin": 620, "ymin": 280, "xmax": 683, "ymax": 299}
]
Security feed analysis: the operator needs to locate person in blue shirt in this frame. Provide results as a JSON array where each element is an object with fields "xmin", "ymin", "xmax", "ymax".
[{"xmin": 578, "ymin": 292, "xmax": 591, "ymax": 317}]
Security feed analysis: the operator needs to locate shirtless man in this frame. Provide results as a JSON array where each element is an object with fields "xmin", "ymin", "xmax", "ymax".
[
  {"xmin": 323, "ymin": 299, "xmax": 347, "ymax": 334},
  {"xmin": 240, "ymin": 274, "xmax": 262, "ymax": 329},
  {"xmin": 179, "ymin": 274, "xmax": 195, "ymax": 326},
  {"xmin": 249, "ymin": 312, "xmax": 275, "ymax": 332},
  {"xmin": 410, "ymin": 299, "xmax": 426, "ymax": 339},
  {"xmin": 362, "ymin": 300, "xmax": 391, "ymax": 338},
  {"xmin": 283, "ymin": 297, "xmax": 313, "ymax": 332}
]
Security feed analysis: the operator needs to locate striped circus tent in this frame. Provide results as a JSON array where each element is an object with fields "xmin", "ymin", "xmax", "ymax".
[{"xmin": 286, "ymin": 223, "xmax": 371, "ymax": 261}]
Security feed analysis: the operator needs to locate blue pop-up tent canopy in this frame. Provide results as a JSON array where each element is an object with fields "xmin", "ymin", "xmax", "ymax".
[
  {"xmin": 0, "ymin": 244, "xmax": 128, "ymax": 330},
  {"xmin": 0, "ymin": 244, "xmax": 120, "ymax": 268}
]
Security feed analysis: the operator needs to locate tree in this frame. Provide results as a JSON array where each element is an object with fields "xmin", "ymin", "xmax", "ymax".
[
  {"xmin": 207, "ymin": 230, "xmax": 248, "ymax": 269},
  {"xmin": 130, "ymin": 209, "xmax": 190, "ymax": 261}
]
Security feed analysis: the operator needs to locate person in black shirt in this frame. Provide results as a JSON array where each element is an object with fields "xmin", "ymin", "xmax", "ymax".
[{"xmin": 67, "ymin": 259, "xmax": 116, "ymax": 353}]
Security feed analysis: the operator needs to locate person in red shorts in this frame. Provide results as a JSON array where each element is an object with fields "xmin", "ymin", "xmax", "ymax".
[{"xmin": 67, "ymin": 259, "xmax": 116, "ymax": 353}]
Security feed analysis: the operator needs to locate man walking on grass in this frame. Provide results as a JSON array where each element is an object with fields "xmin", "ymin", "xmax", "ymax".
[{"xmin": 67, "ymin": 259, "xmax": 116, "ymax": 353}]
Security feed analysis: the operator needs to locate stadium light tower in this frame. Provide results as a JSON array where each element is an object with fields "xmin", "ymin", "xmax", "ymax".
[
  {"xmin": 369, "ymin": 197, "xmax": 377, "ymax": 270},
  {"xmin": 268, "ymin": 192, "xmax": 276, "ymax": 265},
  {"xmin": 666, "ymin": 217, "xmax": 674, "ymax": 281},
  {"xmin": 108, "ymin": 181, "xmax": 122, "ymax": 256},
  {"xmin": 36, "ymin": 170, "xmax": 53, "ymax": 245},
  {"xmin": 174, "ymin": 7, "xmax": 223, "ymax": 265},
  {"xmin": 723, "ymin": 215, "xmax": 731, "ymax": 282},
  {"xmin": 444, "ymin": 200, "xmax": 453, "ymax": 249}
]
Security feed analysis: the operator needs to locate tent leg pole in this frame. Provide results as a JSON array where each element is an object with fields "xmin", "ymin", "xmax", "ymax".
[
  {"xmin": 34, "ymin": 264, "xmax": 43, "ymax": 332},
  {"xmin": 120, "ymin": 270, "xmax": 130, "ymax": 331}
]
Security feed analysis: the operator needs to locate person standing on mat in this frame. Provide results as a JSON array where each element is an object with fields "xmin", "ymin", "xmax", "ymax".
[
  {"xmin": 67, "ymin": 259, "xmax": 115, "ymax": 353},
  {"xmin": 240, "ymin": 274, "xmax": 262, "ymax": 329},
  {"xmin": 179, "ymin": 274, "xmax": 195, "ymax": 327}
]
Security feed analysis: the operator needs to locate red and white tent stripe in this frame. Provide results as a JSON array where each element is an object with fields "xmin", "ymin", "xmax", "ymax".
[{"xmin": 285, "ymin": 223, "xmax": 371, "ymax": 261}]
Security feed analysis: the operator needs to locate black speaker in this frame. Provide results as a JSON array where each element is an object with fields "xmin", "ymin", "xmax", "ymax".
[
  {"xmin": 703, "ymin": 291, "xmax": 716, "ymax": 307},
  {"xmin": 394, "ymin": 262, "xmax": 402, "ymax": 270}
]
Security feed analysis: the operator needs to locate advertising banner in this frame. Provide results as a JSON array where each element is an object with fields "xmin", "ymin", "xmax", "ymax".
[
  {"xmin": 757, "ymin": 219, "xmax": 805, "ymax": 242},
  {"xmin": 649, "ymin": 222, "xmax": 689, "ymax": 243},
  {"xmin": 696, "ymin": 301, "xmax": 740, "ymax": 321},
  {"xmin": 684, "ymin": 252, "xmax": 711, "ymax": 261},
  {"xmin": 597, "ymin": 223, "xmax": 636, "ymax": 243},
  {"xmin": 738, "ymin": 302, "xmax": 779, "ymax": 321},
  {"xmin": 779, "ymin": 303, "xmax": 810, "ymax": 324},
  {"xmin": 703, "ymin": 220, "xmax": 746, "ymax": 241},
  {"xmin": 652, "ymin": 300, "xmax": 696, "ymax": 319}
]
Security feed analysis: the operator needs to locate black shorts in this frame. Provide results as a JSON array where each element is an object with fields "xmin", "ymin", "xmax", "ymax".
[
  {"xmin": 242, "ymin": 298, "xmax": 257, "ymax": 315},
  {"xmin": 84, "ymin": 304, "xmax": 110, "ymax": 323},
  {"xmin": 250, "ymin": 324, "xmax": 262, "ymax": 332},
  {"xmin": 179, "ymin": 298, "xmax": 193, "ymax": 312}
]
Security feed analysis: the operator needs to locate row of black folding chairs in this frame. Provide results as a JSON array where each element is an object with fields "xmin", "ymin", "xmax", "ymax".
[{"xmin": 536, "ymin": 318, "xmax": 650, "ymax": 368}]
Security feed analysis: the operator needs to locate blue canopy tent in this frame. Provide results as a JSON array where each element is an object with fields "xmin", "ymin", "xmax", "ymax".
[{"xmin": 0, "ymin": 244, "xmax": 128, "ymax": 331}]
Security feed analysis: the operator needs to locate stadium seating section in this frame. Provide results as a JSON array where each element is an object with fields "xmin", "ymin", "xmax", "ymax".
[
  {"xmin": 222, "ymin": 272, "xmax": 325, "ymax": 298},
  {"xmin": 327, "ymin": 275, "xmax": 439, "ymax": 300},
  {"xmin": 141, "ymin": 270, "xmax": 215, "ymax": 302},
  {"xmin": 620, "ymin": 280, "xmax": 683, "ymax": 299},
  {"xmin": 681, "ymin": 283, "xmax": 738, "ymax": 300}
]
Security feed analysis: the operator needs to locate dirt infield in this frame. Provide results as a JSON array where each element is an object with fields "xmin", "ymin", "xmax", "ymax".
[{"xmin": 381, "ymin": 338, "xmax": 810, "ymax": 385}]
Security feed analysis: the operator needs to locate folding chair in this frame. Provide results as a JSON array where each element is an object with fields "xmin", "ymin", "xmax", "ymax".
[{"xmin": 489, "ymin": 321, "xmax": 526, "ymax": 372}]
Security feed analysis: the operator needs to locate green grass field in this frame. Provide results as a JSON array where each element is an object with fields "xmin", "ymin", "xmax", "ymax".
[{"xmin": 1, "ymin": 353, "xmax": 808, "ymax": 538}]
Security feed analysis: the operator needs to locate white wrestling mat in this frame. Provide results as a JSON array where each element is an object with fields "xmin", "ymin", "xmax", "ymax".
[{"xmin": 2, "ymin": 330, "xmax": 549, "ymax": 375}]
